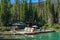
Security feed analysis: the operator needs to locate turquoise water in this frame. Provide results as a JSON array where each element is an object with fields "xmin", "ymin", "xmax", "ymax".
[{"xmin": 0, "ymin": 30, "xmax": 60, "ymax": 40}]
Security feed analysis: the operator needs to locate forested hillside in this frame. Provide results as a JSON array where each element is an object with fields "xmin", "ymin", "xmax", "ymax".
[{"xmin": 0, "ymin": 0, "xmax": 60, "ymax": 27}]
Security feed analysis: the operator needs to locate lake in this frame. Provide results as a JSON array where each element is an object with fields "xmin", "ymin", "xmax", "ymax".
[{"xmin": 0, "ymin": 30, "xmax": 60, "ymax": 40}]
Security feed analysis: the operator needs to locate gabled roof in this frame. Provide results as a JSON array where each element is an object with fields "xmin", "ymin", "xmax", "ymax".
[{"xmin": 9, "ymin": 20, "xmax": 25, "ymax": 26}]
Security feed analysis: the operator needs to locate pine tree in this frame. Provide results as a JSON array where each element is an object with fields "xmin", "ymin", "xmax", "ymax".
[
  {"xmin": 1, "ymin": 0, "xmax": 12, "ymax": 26},
  {"xmin": 45, "ymin": 0, "xmax": 53, "ymax": 24},
  {"xmin": 38, "ymin": 0, "xmax": 46, "ymax": 25},
  {"xmin": 0, "ymin": 0, "xmax": 1, "ymax": 26},
  {"xmin": 57, "ymin": 0, "xmax": 60, "ymax": 24},
  {"xmin": 19, "ymin": 0, "xmax": 24, "ymax": 21},
  {"xmin": 13, "ymin": 0, "xmax": 20, "ymax": 21},
  {"xmin": 27, "ymin": 0, "xmax": 33, "ymax": 22},
  {"xmin": 24, "ymin": 0, "xmax": 29, "ymax": 22}
]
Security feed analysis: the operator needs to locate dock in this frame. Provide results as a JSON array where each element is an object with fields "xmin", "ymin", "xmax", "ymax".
[{"xmin": 15, "ymin": 29, "xmax": 55, "ymax": 35}]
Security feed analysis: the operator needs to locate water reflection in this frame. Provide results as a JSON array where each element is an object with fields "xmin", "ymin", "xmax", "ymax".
[{"xmin": 25, "ymin": 35, "xmax": 35, "ymax": 37}]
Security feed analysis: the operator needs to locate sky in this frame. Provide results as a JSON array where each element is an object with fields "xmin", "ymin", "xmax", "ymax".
[{"xmin": 10, "ymin": 0, "xmax": 46, "ymax": 4}]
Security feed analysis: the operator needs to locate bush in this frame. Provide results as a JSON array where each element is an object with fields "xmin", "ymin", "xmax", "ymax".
[
  {"xmin": 0, "ymin": 26, "xmax": 11, "ymax": 31},
  {"xmin": 42, "ymin": 24, "xmax": 52, "ymax": 29},
  {"xmin": 6, "ymin": 28, "xmax": 11, "ymax": 31},
  {"xmin": 52, "ymin": 24, "xmax": 60, "ymax": 29},
  {"xmin": 42, "ymin": 24, "xmax": 60, "ymax": 30}
]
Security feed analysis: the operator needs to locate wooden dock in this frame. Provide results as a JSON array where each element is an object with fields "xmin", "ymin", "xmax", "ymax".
[
  {"xmin": 0, "ymin": 29, "xmax": 55, "ymax": 35},
  {"xmin": 15, "ymin": 30, "xmax": 55, "ymax": 35}
]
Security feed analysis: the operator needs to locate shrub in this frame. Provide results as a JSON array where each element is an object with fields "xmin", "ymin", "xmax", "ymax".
[
  {"xmin": 42, "ymin": 24, "xmax": 60, "ymax": 30},
  {"xmin": 52, "ymin": 24, "xmax": 60, "ymax": 29},
  {"xmin": 42, "ymin": 24, "xmax": 52, "ymax": 29},
  {"xmin": 0, "ymin": 26, "xmax": 11, "ymax": 31}
]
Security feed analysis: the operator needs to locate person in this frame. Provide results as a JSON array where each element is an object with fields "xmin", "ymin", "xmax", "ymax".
[
  {"xmin": 31, "ymin": 28, "xmax": 34, "ymax": 32},
  {"xmin": 15, "ymin": 25, "xmax": 19, "ymax": 30},
  {"xmin": 24, "ymin": 27, "xmax": 28, "ymax": 32},
  {"xmin": 28, "ymin": 27, "xmax": 31, "ymax": 32}
]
